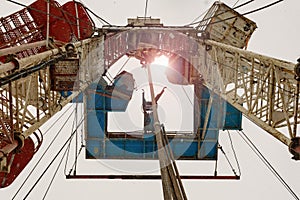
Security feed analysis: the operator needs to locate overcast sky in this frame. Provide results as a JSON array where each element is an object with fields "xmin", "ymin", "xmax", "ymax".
[{"xmin": 0, "ymin": 0, "xmax": 300, "ymax": 200}]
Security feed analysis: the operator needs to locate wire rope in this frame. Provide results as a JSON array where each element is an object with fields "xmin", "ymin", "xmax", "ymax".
[
  {"xmin": 22, "ymin": 117, "xmax": 85, "ymax": 200},
  {"xmin": 42, "ymin": 105, "xmax": 74, "ymax": 136},
  {"xmin": 198, "ymin": 49, "xmax": 296, "ymax": 95},
  {"xmin": 232, "ymin": 0, "xmax": 241, "ymax": 8},
  {"xmin": 187, "ymin": 0, "xmax": 283, "ymax": 27},
  {"xmin": 64, "ymin": 102, "xmax": 79, "ymax": 176},
  {"xmin": 227, "ymin": 130, "xmax": 242, "ymax": 176},
  {"xmin": 72, "ymin": 0, "xmax": 112, "ymax": 25},
  {"xmin": 189, "ymin": 0, "xmax": 254, "ymax": 26},
  {"xmin": 219, "ymin": 144, "xmax": 238, "ymax": 176},
  {"xmin": 41, "ymin": 143, "xmax": 70, "ymax": 200},
  {"xmin": 66, "ymin": 145, "xmax": 84, "ymax": 176},
  {"xmin": 238, "ymin": 130, "xmax": 299, "ymax": 200},
  {"xmin": 82, "ymin": 3, "xmax": 112, "ymax": 26},
  {"xmin": 181, "ymin": 86, "xmax": 194, "ymax": 107},
  {"xmin": 12, "ymin": 105, "xmax": 76, "ymax": 200}
]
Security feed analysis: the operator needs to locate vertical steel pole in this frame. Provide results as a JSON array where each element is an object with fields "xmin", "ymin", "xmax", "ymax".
[{"xmin": 145, "ymin": 63, "xmax": 173, "ymax": 200}]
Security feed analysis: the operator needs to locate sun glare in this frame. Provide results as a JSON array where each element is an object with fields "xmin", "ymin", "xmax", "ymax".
[{"xmin": 152, "ymin": 55, "xmax": 169, "ymax": 66}]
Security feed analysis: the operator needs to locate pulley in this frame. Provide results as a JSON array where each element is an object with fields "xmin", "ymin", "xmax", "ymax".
[{"xmin": 289, "ymin": 137, "xmax": 300, "ymax": 160}]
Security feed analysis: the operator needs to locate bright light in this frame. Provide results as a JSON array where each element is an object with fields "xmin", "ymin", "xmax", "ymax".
[{"xmin": 152, "ymin": 55, "xmax": 169, "ymax": 66}]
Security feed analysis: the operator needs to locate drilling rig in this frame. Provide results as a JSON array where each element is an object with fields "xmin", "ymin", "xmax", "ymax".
[{"xmin": 0, "ymin": 1, "xmax": 299, "ymax": 199}]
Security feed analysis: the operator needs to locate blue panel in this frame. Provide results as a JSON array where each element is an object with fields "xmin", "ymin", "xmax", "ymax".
[
  {"xmin": 199, "ymin": 141, "xmax": 218, "ymax": 159},
  {"xmin": 105, "ymin": 139, "xmax": 125, "ymax": 158},
  {"xmin": 223, "ymin": 102, "xmax": 242, "ymax": 130},
  {"xmin": 85, "ymin": 83, "xmax": 229, "ymax": 161},
  {"xmin": 86, "ymin": 139, "xmax": 104, "ymax": 159},
  {"xmin": 86, "ymin": 110, "xmax": 106, "ymax": 138},
  {"xmin": 105, "ymin": 97, "xmax": 132, "ymax": 112},
  {"xmin": 205, "ymin": 130, "xmax": 219, "ymax": 140},
  {"xmin": 171, "ymin": 140, "xmax": 196, "ymax": 158}
]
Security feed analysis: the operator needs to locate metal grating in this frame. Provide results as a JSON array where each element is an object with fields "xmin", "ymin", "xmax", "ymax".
[{"xmin": 0, "ymin": 8, "xmax": 44, "ymax": 60}]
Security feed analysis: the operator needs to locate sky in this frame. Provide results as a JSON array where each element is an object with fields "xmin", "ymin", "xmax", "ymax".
[{"xmin": 1, "ymin": 0, "xmax": 300, "ymax": 199}]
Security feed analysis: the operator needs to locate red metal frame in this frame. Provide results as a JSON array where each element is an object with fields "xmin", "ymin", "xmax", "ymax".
[
  {"xmin": 0, "ymin": 138, "xmax": 35, "ymax": 188},
  {"xmin": 0, "ymin": 0, "xmax": 94, "ymax": 62},
  {"xmin": 66, "ymin": 174, "xmax": 240, "ymax": 180}
]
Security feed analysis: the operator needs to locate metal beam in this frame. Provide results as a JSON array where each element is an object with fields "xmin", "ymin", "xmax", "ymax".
[
  {"xmin": 0, "ymin": 40, "xmax": 47, "ymax": 57},
  {"xmin": 200, "ymin": 38, "xmax": 298, "ymax": 146},
  {"xmin": 66, "ymin": 174, "xmax": 240, "ymax": 180}
]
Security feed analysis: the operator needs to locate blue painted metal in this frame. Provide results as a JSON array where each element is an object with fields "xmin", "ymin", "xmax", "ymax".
[
  {"xmin": 85, "ymin": 73, "xmax": 242, "ymax": 161},
  {"xmin": 223, "ymin": 103, "xmax": 243, "ymax": 130}
]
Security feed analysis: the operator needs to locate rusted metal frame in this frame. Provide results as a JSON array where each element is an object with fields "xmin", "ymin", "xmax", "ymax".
[
  {"xmin": 20, "ymin": 75, "xmax": 33, "ymax": 129},
  {"xmin": 36, "ymin": 72, "xmax": 42, "ymax": 122},
  {"xmin": 225, "ymin": 87, "xmax": 237, "ymax": 97},
  {"xmin": 0, "ymin": 115, "xmax": 11, "ymax": 143},
  {"xmin": 248, "ymin": 69, "xmax": 260, "ymax": 114},
  {"xmin": 11, "ymin": 79, "xmax": 36, "ymax": 121},
  {"xmin": 198, "ymin": 42, "xmax": 292, "ymax": 145},
  {"xmin": 107, "ymin": 132, "xmax": 196, "ymax": 139},
  {"xmin": 39, "ymin": 68, "xmax": 50, "ymax": 117},
  {"xmin": 267, "ymin": 64, "xmax": 275, "ymax": 126},
  {"xmin": 204, "ymin": 39, "xmax": 295, "ymax": 71},
  {"xmin": 257, "ymin": 104, "xmax": 273, "ymax": 120},
  {"xmin": 22, "ymin": 82, "xmax": 89, "ymax": 138},
  {"xmin": 3, "ymin": 69, "xmax": 52, "ymax": 133},
  {"xmin": 250, "ymin": 66, "xmax": 271, "ymax": 114},
  {"xmin": 0, "ymin": 92, "xmax": 11, "ymax": 141},
  {"xmin": 0, "ymin": 140, "xmax": 18, "ymax": 159},
  {"xmin": 0, "ymin": 38, "xmax": 93, "ymax": 75},
  {"xmin": 46, "ymin": 65, "xmax": 53, "ymax": 116},
  {"xmin": 0, "ymin": 27, "xmax": 42, "ymax": 50},
  {"xmin": 274, "ymin": 68, "xmax": 293, "ymax": 138},
  {"xmin": 276, "ymin": 120, "xmax": 299, "ymax": 129},
  {"xmin": 205, "ymin": 39, "xmax": 292, "ymax": 135},
  {"xmin": 253, "ymin": 64, "xmax": 261, "ymax": 115},
  {"xmin": 0, "ymin": 40, "xmax": 47, "ymax": 57},
  {"xmin": 7, "ymin": 83, "xmax": 14, "ymax": 144},
  {"xmin": 3, "ymin": 65, "xmax": 59, "ymax": 138},
  {"xmin": 293, "ymin": 82, "xmax": 300, "ymax": 137},
  {"xmin": 15, "ymin": 97, "xmax": 36, "ymax": 122},
  {"xmin": 10, "ymin": 14, "xmax": 24, "ymax": 47},
  {"xmin": 66, "ymin": 174, "xmax": 240, "ymax": 180},
  {"xmin": 248, "ymin": 57, "xmax": 256, "ymax": 111},
  {"xmin": 213, "ymin": 46, "xmax": 226, "ymax": 93},
  {"xmin": 240, "ymin": 64, "xmax": 251, "ymax": 110},
  {"xmin": 2, "ymin": 17, "xmax": 16, "ymax": 42},
  {"xmin": 222, "ymin": 92, "xmax": 291, "ymax": 145},
  {"xmin": 259, "ymin": 64, "xmax": 267, "ymax": 119},
  {"xmin": 219, "ymin": 48, "xmax": 230, "ymax": 86},
  {"xmin": 14, "ymin": 80, "xmax": 20, "ymax": 132},
  {"xmin": 223, "ymin": 17, "xmax": 238, "ymax": 41},
  {"xmin": 233, "ymin": 52, "xmax": 239, "ymax": 101}
]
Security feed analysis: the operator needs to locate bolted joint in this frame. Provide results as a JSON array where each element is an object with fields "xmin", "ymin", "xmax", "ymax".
[
  {"xmin": 0, "ymin": 156, "xmax": 9, "ymax": 173},
  {"xmin": 14, "ymin": 132, "xmax": 25, "ymax": 153},
  {"xmin": 65, "ymin": 43, "xmax": 77, "ymax": 57}
]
